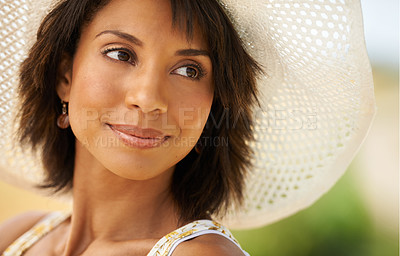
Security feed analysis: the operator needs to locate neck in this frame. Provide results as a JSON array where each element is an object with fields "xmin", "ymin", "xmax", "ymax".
[{"xmin": 61, "ymin": 141, "xmax": 179, "ymax": 255}]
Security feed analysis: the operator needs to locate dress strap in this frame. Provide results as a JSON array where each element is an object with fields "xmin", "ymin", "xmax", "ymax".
[
  {"xmin": 3, "ymin": 214, "xmax": 248, "ymax": 256},
  {"xmin": 147, "ymin": 220, "xmax": 249, "ymax": 256},
  {"xmin": 2, "ymin": 211, "xmax": 71, "ymax": 256}
]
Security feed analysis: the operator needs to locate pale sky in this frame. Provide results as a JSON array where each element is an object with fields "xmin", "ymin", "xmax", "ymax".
[{"xmin": 360, "ymin": 0, "xmax": 399, "ymax": 67}]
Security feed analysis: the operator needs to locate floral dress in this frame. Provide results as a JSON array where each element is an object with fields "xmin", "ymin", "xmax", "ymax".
[{"xmin": 3, "ymin": 211, "xmax": 250, "ymax": 256}]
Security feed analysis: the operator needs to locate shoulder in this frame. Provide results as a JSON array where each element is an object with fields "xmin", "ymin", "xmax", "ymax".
[
  {"xmin": 0, "ymin": 211, "xmax": 48, "ymax": 254},
  {"xmin": 172, "ymin": 233, "xmax": 247, "ymax": 256}
]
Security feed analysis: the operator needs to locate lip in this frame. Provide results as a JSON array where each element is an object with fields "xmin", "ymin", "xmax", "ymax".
[{"xmin": 107, "ymin": 124, "xmax": 170, "ymax": 149}]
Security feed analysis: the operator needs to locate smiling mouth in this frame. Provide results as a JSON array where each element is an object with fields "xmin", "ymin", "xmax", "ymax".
[{"xmin": 107, "ymin": 124, "xmax": 170, "ymax": 149}]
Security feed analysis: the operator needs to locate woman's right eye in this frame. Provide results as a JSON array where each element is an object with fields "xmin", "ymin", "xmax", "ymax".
[{"xmin": 102, "ymin": 48, "xmax": 135, "ymax": 64}]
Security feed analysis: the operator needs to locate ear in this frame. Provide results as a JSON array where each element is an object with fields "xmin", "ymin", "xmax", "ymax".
[{"xmin": 56, "ymin": 53, "xmax": 73, "ymax": 101}]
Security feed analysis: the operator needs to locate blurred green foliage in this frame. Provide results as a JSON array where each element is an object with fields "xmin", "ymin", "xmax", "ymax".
[{"xmin": 232, "ymin": 168, "xmax": 399, "ymax": 256}]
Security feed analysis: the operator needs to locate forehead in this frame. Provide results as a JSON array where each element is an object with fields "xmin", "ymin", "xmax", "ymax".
[{"xmin": 81, "ymin": 0, "xmax": 208, "ymax": 50}]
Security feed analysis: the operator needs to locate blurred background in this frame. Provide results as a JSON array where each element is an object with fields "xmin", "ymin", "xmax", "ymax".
[
  {"xmin": 233, "ymin": 0, "xmax": 399, "ymax": 255},
  {"xmin": 0, "ymin": 0, "xmax": 398, "ymax": 255}
]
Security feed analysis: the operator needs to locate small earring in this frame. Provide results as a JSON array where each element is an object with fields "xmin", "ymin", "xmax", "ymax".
[
  {"xmin": 195, "ymin": 139, "xmax": 203, "ymax": 154},
  {"xmin": 57, "ymin": 100, "xmax": 70, "ymax": 129},
  {"xmin": 195, "ymin": 143, "xmax": 201, "ymax": 154},
  {"xmin": 195, "ymin": 130, "xmax": 207, "ymax": 154}
]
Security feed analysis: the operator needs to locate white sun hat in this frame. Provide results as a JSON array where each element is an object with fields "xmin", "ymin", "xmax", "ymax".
[{"xmin": 0, "ymin": 0, "xmax": 375, "ymax": 229}]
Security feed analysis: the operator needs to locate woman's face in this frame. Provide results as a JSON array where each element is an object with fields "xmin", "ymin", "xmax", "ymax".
[{"xmin": 58, "ymin": 0, "xmax": 214, "ymax": 180}]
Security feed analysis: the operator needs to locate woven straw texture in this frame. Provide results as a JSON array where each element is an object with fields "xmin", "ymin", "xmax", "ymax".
[{"xmin": 0, "ymin": 0, "xmax": 375, "ymax": 229}]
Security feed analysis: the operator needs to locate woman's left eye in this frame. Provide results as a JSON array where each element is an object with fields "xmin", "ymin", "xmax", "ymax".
[{"xmin": 173, "ymin": 66, "xmax": 203, "ymax": 80}]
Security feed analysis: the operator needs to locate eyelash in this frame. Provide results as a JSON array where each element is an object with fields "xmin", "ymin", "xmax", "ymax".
[{"xmin": 101, "ymin": 47, "xmax": 207, "ymax": 80}]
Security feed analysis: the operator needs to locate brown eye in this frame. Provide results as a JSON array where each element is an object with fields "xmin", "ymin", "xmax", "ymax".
[
  {"xmin": 117, "ymin": 51, "xmax": 130, "ymax": 61},
  {"xmin": 186, "ymin": 67, "xmax": 198, "ymax": 78},
  {"xmin": 174, "ymin": 66, "xmax": 199, "ymax": 79},
  {"xmin": 105, "ymin": 49, "xmax": 132, "ymax": 62}
]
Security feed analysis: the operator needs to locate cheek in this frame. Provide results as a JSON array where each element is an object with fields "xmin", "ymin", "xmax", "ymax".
[
  {"xmin": 172, "ymin": 86, "xmax": 213, "ymax": 132},
  {"xmin": 68, "ymin": 60, "xmax": 124, "ymax": 124},
  {"xmin": 66, "ymin": 72, "xmax": 110, "ymax": 143},
  {"xmin": 71, "ymin": 63, "xmax": 119, "ymax": 108}
]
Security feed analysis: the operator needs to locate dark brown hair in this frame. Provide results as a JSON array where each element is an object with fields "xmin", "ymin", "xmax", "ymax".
[{"xmin": 18, "ymin": 0, "xmax": 262, "ymax": 222}]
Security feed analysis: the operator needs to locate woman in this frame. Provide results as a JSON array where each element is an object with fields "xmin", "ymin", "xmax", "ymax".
[
  {"xmin": 0, "ymin": 0, "xmax": 375, "ymax": 255},
  {"xmin": 1, "ymin": 0, "xmax": 259, "ymax": 255}
]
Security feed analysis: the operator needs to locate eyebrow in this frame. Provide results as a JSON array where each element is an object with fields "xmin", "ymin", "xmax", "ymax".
[
  {"xmin": 95, "ymin": 30, "xmax": 209, "ymax": 57},
  {"xmin": 95, "ymin": 30, "xmax": 143, "ymax": 46},
  {"xmin": 175, "ymin": 49, "xmax": 210, "ymax": 57}
]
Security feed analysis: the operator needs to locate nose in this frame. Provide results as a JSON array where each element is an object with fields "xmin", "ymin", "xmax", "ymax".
[{"xmin": 124, "ymin": 67, "xmax": 168, "ymax": 115}]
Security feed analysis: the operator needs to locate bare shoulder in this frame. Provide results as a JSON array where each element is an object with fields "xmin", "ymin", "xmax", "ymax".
[
  {"xmin": 172, "ymin": 234, "xmax": 247, "ymax": 256},
  {"xmin": 0, "ymin": 211, "xmax": 48, "ymax": 253}
]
